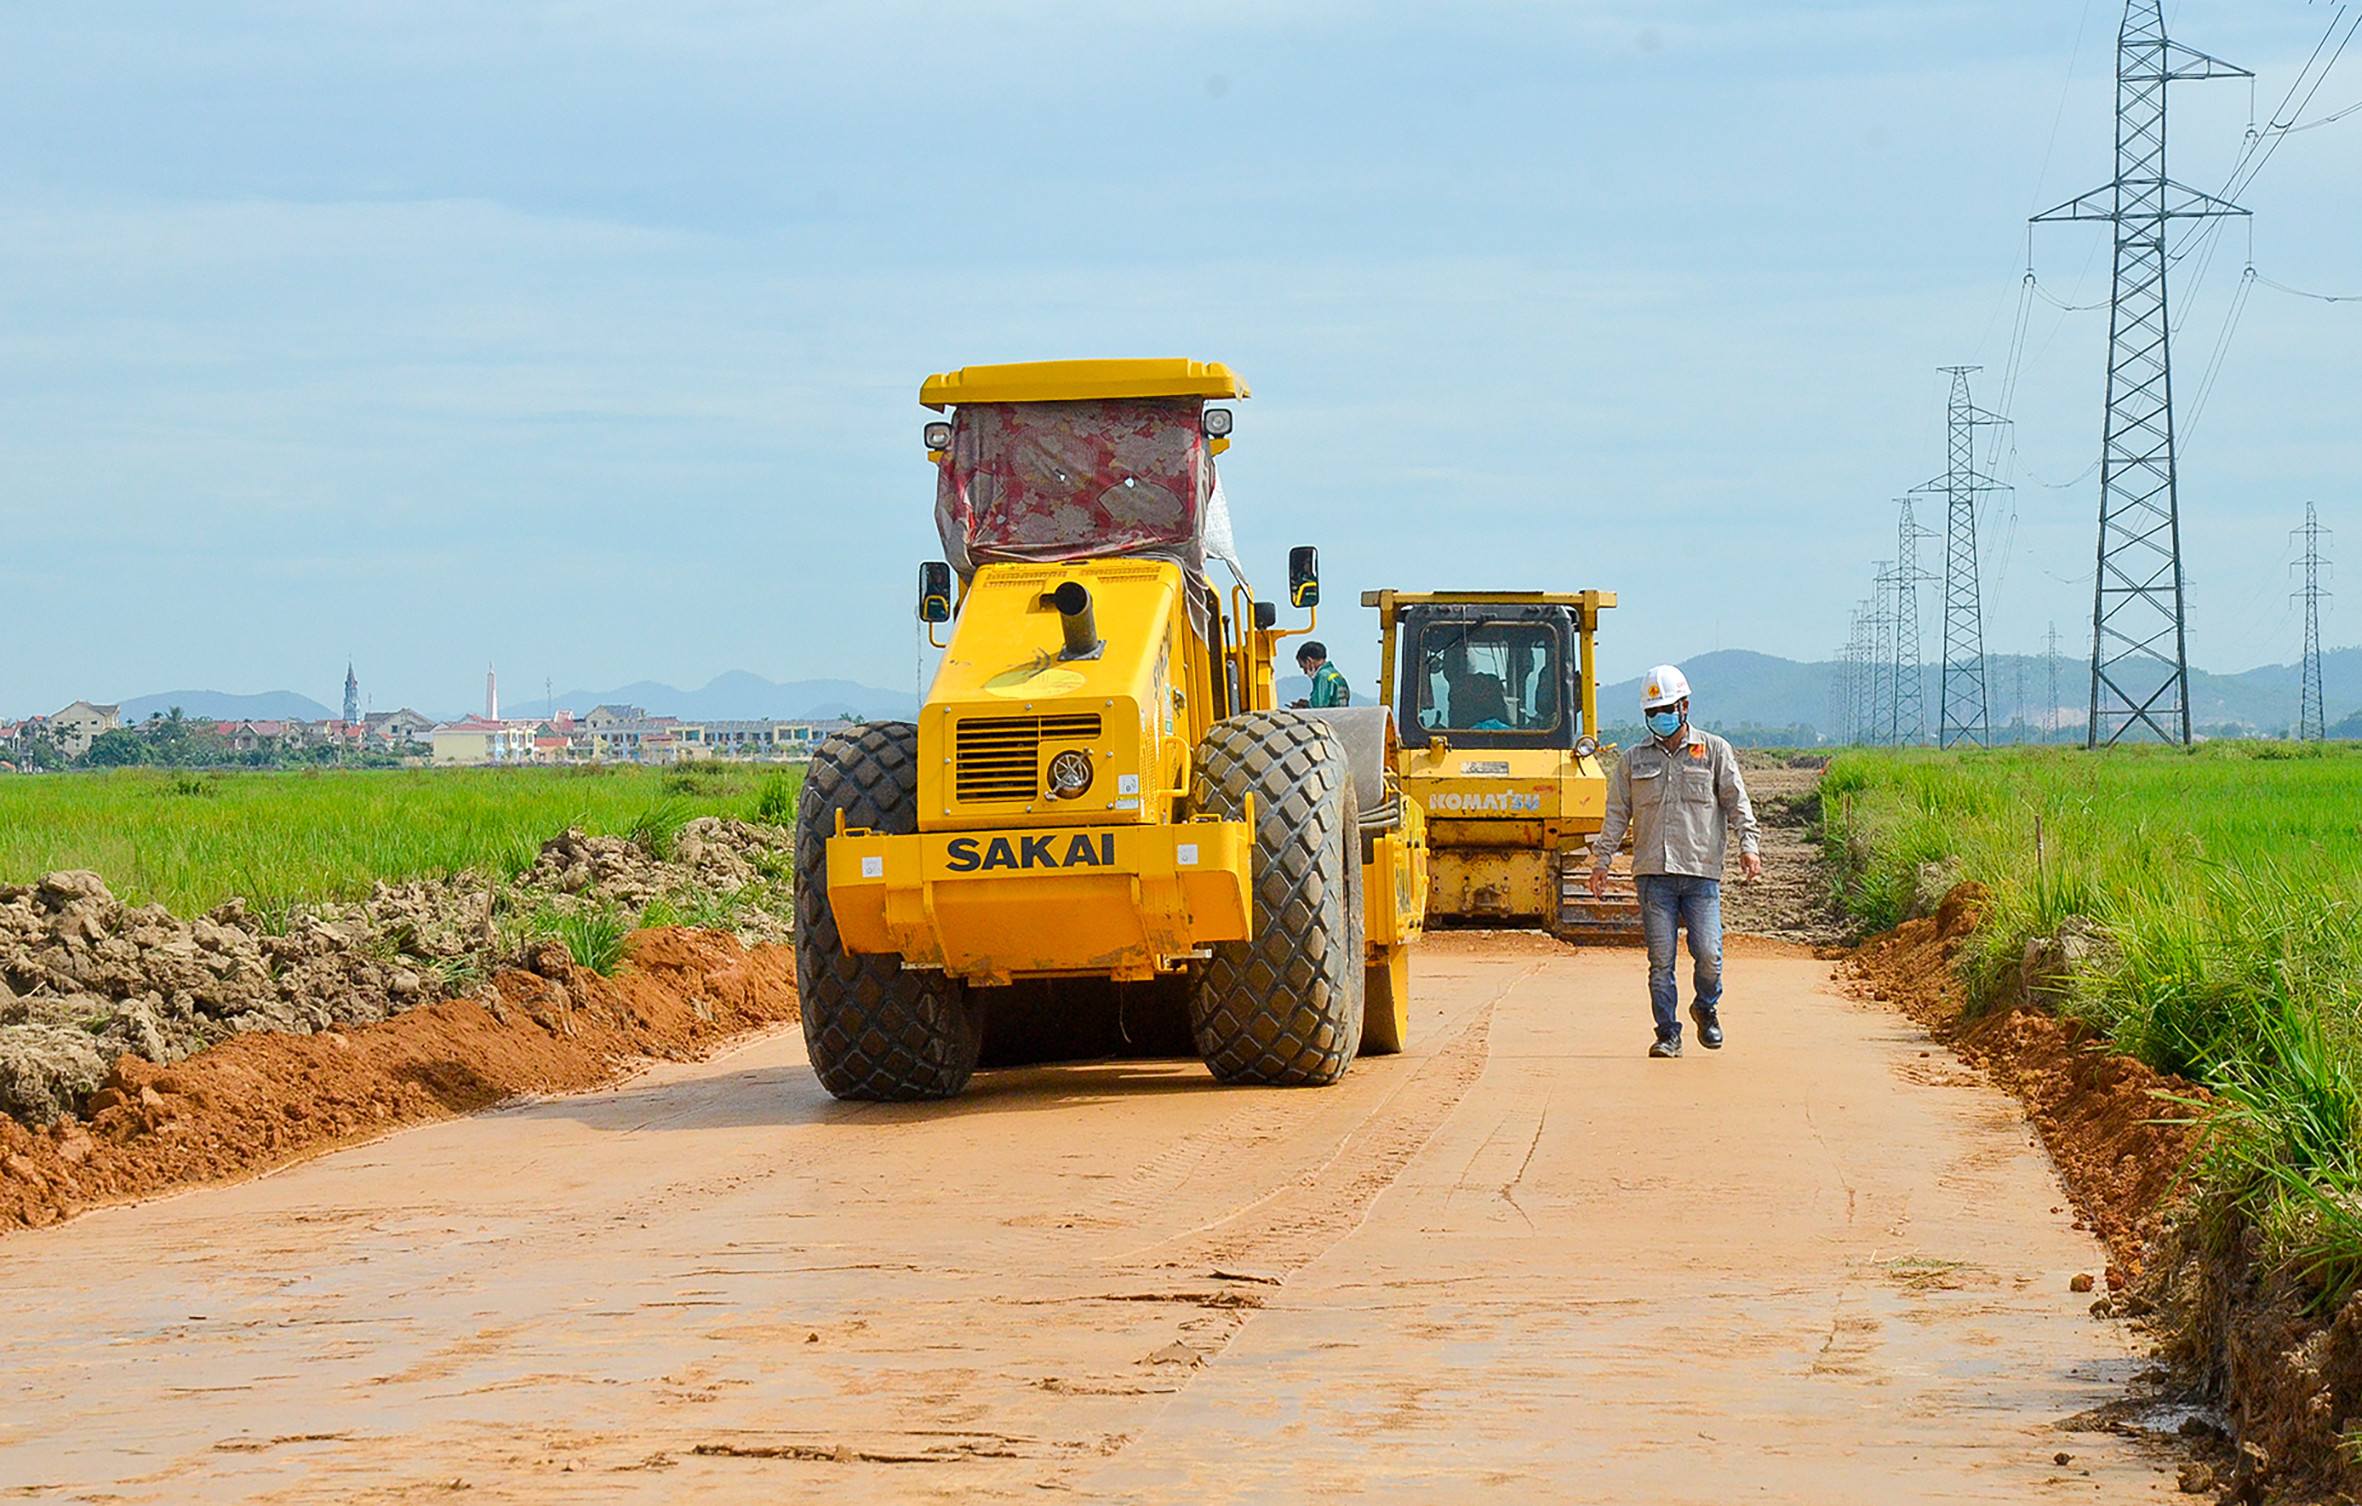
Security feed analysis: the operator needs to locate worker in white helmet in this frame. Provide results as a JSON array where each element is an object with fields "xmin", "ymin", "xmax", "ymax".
[{"xmin": 1587, "ymin": 663, "xmax": 1762, "ymax": 1058}]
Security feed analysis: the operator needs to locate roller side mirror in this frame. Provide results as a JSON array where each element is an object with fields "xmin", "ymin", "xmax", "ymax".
[
  {"xmin": 1288, "ymin": 546, "xmax": 1320, "ymax": 609},
  {"xmin": 919, "ymin": 561, "xmax": 953, "ymax": 624}
]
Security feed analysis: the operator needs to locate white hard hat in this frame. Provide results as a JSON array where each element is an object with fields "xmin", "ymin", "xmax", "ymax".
[{"xmin": 1640, "ymin": 664, "xmax": 1691, "ymax": 709}]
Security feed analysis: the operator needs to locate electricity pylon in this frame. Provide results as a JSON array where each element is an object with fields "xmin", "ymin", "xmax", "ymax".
[
  {"xmin": 1892, "ymin": 497, "xmax": 1938, "ymax": 745},
  {"xmin": 2045, "ymin": 622, "xmax": 2063, "ymax": 742},
  {"xmin": 1844, "ymin": 603, "xmax": 1875, "ymax": 744},
  {"xmin": 2293, "ymin": 503, "xmax": 2332, "ymax": 740},
  {"xmin": 2033, "ymin": 0, "xmax": 2249, "ymax": 747},
  {"xmin": 1919, "ymin": 368, "xmax": 2008, "ymax": 748},
  {"xmin": 1834, "ymin": 606, "xmax": 1871, "ymax": 745},
  {"xmin": 1869, "ymin": 562, "xmax": 1897, "ymax": 747}
]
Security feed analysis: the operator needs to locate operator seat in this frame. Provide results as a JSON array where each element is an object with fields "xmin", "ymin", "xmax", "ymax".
[{"xmin": 1449, "ymin": 672, "xmax": 1511, "ymax": 729}]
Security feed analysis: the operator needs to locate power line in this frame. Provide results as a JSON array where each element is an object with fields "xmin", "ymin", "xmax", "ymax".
[
  {"xmin": 2257, "ymin": 271, "xmax": 2362, "ymax": 303},
  {"xmin": 2283, "ymin": 93, "xmax": 2362, "ymax": 132}
]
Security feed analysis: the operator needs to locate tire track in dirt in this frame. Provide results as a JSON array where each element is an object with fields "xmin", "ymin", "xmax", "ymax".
[{"xmin": 1125, "ymin": 964, "xmax": 1532, "ymax": 1275}]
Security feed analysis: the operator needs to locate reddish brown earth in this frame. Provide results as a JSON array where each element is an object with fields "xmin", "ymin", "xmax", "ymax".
[
  {"xmin": 0, "ymin": 936, "xmax": 2184, "ymax": 1501},
  {"xmin": 0, "ymin": 927, "xmax": 797, "ymax": 1234}
]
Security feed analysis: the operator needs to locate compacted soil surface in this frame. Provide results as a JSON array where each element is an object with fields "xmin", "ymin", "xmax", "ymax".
[{"xmin": 0, "ymin": 936, "xmax": 2187, "ymax": 1502}]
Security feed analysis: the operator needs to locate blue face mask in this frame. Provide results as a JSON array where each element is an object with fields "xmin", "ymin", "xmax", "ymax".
[{"xmin": 1645, "ymin": 708, "xmax": 1684, "ymax": 739}]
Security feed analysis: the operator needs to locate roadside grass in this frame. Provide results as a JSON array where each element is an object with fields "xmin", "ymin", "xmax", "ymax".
[
  {"xmin": 544, "ymin": 904, "xmax": 634, "ymax": 977},
  {"xmin": 1822, "ymin": 743, "xmax": 2362, "ymax": 1305},
  {"xmin": 0, "ymin": 765, "xmax": 803, "ymax": 921}
]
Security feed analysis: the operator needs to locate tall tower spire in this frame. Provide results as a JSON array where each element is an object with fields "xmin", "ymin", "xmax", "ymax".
[
  {"xmin": 343, "ymin": 663, "xmax": 360, "ymax": 726},
  {"xmin": 2033, "ymin": 0, "xmax": 2249, "ymax": 746},
  {"xmin": 487, "ymin": 663, "xmax": 499, "ymax": 722}
]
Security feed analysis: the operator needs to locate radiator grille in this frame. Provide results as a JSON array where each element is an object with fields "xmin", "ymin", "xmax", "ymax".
[{"xmin": 954, "ymin": 714, "xmax": 1102, "ymax": 803}]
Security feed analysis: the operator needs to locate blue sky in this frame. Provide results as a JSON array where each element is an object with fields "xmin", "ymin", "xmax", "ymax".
[{"xmin": 0, "ymin": 1, "xmax": 2354, "ymax": 718}]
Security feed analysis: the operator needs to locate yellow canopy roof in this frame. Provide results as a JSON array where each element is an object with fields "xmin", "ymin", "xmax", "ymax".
[{"xmin": 920, "ymin": 358, "xmax": 1249, "ymax": 410}]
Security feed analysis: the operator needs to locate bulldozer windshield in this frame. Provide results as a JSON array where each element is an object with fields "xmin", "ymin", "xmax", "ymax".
[{"xmin": 1412, "ymin": 622, "xmax": 1562, "ymax": 735}]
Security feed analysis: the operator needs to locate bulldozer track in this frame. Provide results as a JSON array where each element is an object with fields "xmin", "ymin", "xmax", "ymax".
[{"xmin": 1555, "ymin": 849, "xmax": 1644, "ymax": 944}]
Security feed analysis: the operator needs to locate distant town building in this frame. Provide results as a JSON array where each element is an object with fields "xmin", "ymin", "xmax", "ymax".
[
  {"xmin": 430, "ymin": 715, "xmax": 544, "ymax": 767},
  {"xmin": 214, "ymin": 719, "xmax": 308, "ymax": 754},
  {"xmin": 676, "ymin": 720, "xmax": 828, "ymax": 760},
  {"xmin": 578, "ymin": 710, "xmax": 679, "ymax": 761},
  {"xmin": 49, "ymin": 702, "xmax": 122, "ymax": 758},
  {"xmin": 344, "ymin": 664, "xmax": 360, "ymax": 725},
  {"xmin": 363, "ymin": 709, "xmax": 435, "ymax": 750}
]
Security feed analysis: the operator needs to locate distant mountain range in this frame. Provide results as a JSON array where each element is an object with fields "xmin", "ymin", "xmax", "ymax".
[
  {"xmin": 539, "ymin": 671, "xmax": 920, "ymax": 724},
  {"xmin": 67, "ymin": 650, "xmax": 2362, "ymax": 741},
  {"xmin": 118, "ymin": 690, "xmax": 337, "ymax": 724}
]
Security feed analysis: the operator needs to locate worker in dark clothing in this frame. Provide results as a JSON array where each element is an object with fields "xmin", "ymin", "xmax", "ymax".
[
  {"xmin": 1441, "ymin": 641, "xmax": 1510, "ymax": 728},
  {"xmin": 1292, "ymin": 642, "xmax": 1350, "ymax": 708}
]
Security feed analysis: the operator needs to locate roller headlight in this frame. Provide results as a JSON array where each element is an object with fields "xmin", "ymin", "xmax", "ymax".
[
  {"xmin": 1574, "ymin": 735, "xmax": 1599, "ymax": 759},
  {"xmin": 1047, "ymin": 749, "xmax": 1095, "ymax": 799}
]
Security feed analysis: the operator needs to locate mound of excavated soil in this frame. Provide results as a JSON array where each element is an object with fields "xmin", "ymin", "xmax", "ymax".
[
  {"xmin": 0, "ymin": 817, "xmax": 791, "ymax": 1125},
  {"xmin": 1845, "ymin": 883, "xmax": 2201, "ymax": 1276},
  {"xmin": 0, "ymin": 927, "xmax": 796, "ymax": 1234}
]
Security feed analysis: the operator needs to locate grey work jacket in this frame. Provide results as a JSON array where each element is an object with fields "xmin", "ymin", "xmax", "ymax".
[{"xmin": 1591, "ymin": 726, "xmax": 1760, "ymax": 881}]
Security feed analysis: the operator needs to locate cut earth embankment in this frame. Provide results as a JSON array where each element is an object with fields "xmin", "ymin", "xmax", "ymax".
[{"xmin": 1829, "ymin": 744, "xmax": 2362, "ymax": 1503}]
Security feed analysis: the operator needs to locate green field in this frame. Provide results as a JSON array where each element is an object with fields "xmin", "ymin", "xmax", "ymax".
[
  {"xmin": 0, "ymin": 764, "xmax": 802, "ymax": 921},
  {"xmin": 1825, "ymin": 743, "xmax": 2362, "ymax": 1302}
]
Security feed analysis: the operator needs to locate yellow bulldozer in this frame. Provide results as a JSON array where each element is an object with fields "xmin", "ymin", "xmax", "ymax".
[
  {"xmin": 1360, "ymin": 589, "xmax": 1642, "ymax": 942},
  {"xmin": 798, "ymin": 359, "xmax": 1428, "ymax": 1101}
]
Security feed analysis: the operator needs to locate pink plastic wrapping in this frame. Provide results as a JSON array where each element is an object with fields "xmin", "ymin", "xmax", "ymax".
[{"xmin": 934, "ymin": 398, "xmax": 1213, "ymax": 582}]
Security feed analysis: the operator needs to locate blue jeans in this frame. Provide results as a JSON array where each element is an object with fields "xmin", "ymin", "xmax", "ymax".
[{"xmin": 1635, "ymin": 873, "xmax": 1723, "ymax": 1038}]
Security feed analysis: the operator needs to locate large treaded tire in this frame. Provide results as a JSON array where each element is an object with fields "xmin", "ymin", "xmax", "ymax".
[
  {"xmin": 1189, "ymin": 713, "xmax": 1366, "ymax": 1086},
  {"xmin": 795, "ymin": 722, "xmax": 981, "ymax": 1101}
]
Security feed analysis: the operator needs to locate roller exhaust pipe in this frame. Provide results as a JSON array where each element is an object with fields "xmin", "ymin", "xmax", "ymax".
[{"xmin": 1047, "ymin": 581, "xmax": 1104, "ymax": 661}]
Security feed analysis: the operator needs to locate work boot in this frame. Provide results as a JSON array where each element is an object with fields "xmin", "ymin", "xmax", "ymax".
[
  {"xmin": 1648, "ymin": 1030, "xmax": 1682, "ymax": 1059},
  {"xmin": 1690, "ymin": 1003, "xmax": 1724, "ymax": 1050}
]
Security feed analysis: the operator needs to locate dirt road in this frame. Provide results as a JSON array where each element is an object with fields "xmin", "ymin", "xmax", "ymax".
[{"xmin": 0, "ymin": 936, "xmax": 2177, "ymax": 1502}]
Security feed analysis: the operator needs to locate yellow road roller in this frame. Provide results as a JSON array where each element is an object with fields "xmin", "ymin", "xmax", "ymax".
[
  {"xmin": 1361, "ymin": 589, "xmax": 1641, "ymax": 942},
  {"xmin": 800, "ymin": 359, "xmax": 1428, "ymax": 1100}
]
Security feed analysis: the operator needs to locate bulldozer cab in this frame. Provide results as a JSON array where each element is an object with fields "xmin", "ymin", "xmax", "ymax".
[
  {"xmin": 1365, "ymin": 591, "xmax": 1614, "ymax": 755},
  {"xmin": 1360, "ymin": 588, "xmax": 1633, "ymax": 940},
  {"xmin": 1402, "ymin": 606, "xmax": 1577, "ymax": 746}
]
